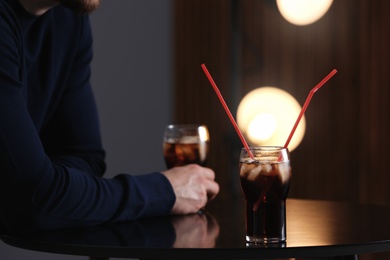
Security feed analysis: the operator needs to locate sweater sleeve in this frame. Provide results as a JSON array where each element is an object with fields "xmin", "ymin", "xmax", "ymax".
[{"xmin": 0, "ymin": 3, "xmax": 176, "ymax": 233}]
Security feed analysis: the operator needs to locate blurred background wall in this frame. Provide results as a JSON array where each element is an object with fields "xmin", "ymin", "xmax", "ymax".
[
  {"xmin": 173, "ymin": 1, "xmax": 390, "ymax": 259},
  {"xmin": 0, "ymin": 0, "xmax": 172, "ymax": 259},
  {"xmin": 174, "ymin": 0, "xmax": 390, "ymax": 204}
]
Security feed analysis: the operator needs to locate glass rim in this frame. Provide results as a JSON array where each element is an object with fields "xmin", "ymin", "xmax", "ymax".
[
  {"xmin": 241, "ymin": 146, "xmax": 287, "ymax": 151},
  {"xmin": 240, "ymin": 146, "xmax": 290, "ymax": 162},
  {"xmin": 166, "ymin": 124, "xmax": 208, "ymax": 129}
]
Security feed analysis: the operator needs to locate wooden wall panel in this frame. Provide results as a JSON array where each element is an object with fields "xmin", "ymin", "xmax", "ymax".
[
  {"xmin": 358, "ymin": 0, "xmax": 390, "ymax": 205},
  {"xmin": 173, "ymin": 0, "xmax": 239, "ymax": 198}
]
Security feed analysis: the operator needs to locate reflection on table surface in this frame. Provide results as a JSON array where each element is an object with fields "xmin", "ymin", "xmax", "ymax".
[
  {"xmin": 171, "ymin": 212, "xmax": 219, "ymax": 248},
  {"xmin": 4, "ymin": 209, "xmax": 221, "ymax": 249},
  {"xmin": 3, "ymin": 198, "xmax": 390, "ymax": 259}
]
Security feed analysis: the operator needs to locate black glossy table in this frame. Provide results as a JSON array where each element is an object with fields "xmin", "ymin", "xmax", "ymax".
[{"xmin": 2, "ymin": 198, "xmax": 390, "ymax": 259}]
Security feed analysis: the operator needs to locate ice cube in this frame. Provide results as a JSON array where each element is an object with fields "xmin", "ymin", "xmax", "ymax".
[
  {"xmin": 240, "ymin": 163, "xmax": 258, "ymax": 178},
  {"xmin": 277, "ymin": 163, "xmax": 291, "ymax": 183},
  {"xmin": 240, "ymin": 164, "xmax": 252, "ymax": 178},
  {"xmin": 174, "ymin": 145, "xmax": 185, "ymax": 159},
  {"xmin": 179, "ymin": 144, "xmax": 196, "ymax": 161},
  {"xmin": 247, "ymin": 164, "xmax": 262, "ymax": 181},
  {"xmin": 260, "ymin": 164, "xmax": 272, "ymax": 176}
]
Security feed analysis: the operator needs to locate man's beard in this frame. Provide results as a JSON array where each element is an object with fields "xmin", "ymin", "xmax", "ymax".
[{"xmin": 59, "ymin": 0, "xmax": 100, "ymax": 14}]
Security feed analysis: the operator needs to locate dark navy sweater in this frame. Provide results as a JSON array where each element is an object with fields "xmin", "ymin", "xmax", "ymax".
[{"xmin": 0, "ymin": 0, "xmax": 175, "ymax": 233}]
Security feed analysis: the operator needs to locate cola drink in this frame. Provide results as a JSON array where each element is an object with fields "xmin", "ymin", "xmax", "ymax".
[
  {"xmin": 239, "ymin": 147, "xmax": 291, "ymax": 244},
  {"xmin": 163, "ymin": 125, "xmax": 209, "ymax": 169},
  {"xmin": 163, "ymin": 140, "xmax": 208, "ymax": 169}
]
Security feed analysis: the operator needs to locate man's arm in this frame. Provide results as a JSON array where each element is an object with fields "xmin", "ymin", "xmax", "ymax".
[{"xmin": 0, "ymin": 7, "xmax": 175, "ymax": 233}]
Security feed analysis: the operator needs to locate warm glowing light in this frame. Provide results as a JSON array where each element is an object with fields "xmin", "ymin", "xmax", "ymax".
[
  {"xmin": 237, "ymin": 87, "xmax": 305, "ymax": 152},
  {"xmin": 247, "ymin": 113, "xmax": 277, "ymax": 142},
  {"xmin": 276, "ymin": 0, "xmax": 333, "ymax": 26}
]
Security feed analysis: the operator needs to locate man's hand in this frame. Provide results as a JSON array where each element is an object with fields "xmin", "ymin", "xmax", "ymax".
[{"xmin": 162, "ymin": 164, "xmax": 219, "ymax": 215}]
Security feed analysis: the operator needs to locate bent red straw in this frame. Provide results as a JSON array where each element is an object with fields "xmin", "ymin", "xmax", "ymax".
[
  {"xmin": 284, "ymin": 69, "xmax": 338, "ymax": 149},
  {"xmin": 201, "ymin": 63, "xmax": 255, "ymax": 160}
]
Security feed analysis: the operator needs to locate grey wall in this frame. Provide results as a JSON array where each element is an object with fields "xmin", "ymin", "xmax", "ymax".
[
  {"xmin": 91, "ymin": 0, "xmax": 173, "ymax": 177},
  {"xmin": 0, "ymin": 0, "xmax": 172, "ymax": 259}
]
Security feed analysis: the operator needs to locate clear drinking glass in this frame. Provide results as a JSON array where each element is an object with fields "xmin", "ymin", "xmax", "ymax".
[
  {"xmin": 163, "ymin": 124, "xmax": 209, "ymax": 169},
  {"xmin": 239, "ymin": 146, "xmax": 292, "ymax": 244}
]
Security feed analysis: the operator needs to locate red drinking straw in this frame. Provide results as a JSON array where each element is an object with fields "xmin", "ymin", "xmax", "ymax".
[
  {"xmin": 201, "ymin": 63, "xmax": 255, "ymax": 160},
  {"xmin": 284, "ymin": 69, "xmax": 338, "ymax": 149}
]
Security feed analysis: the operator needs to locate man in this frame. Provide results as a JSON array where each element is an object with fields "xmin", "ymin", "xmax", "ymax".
[{"xmin": 0, "ymin": 0, "xmax": 219, "ymax": 233}]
